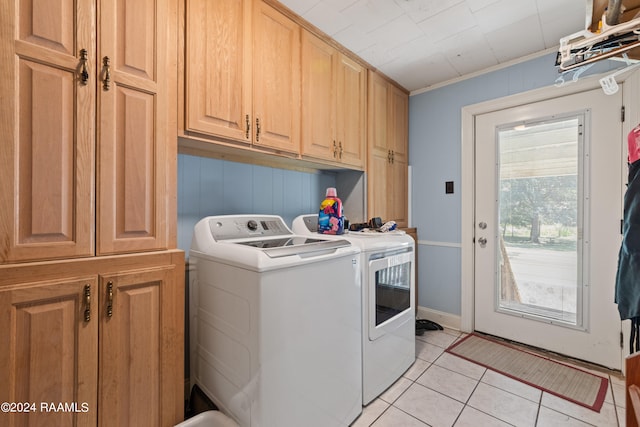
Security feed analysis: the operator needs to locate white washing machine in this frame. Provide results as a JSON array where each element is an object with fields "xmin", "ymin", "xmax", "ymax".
[
  {"xmin": 189, "ymin": 215, "xmax": 362, "ymax": 427},
  {"xmin": 292, "ymin": 215, "xmax": 415, "ymax": 405}
]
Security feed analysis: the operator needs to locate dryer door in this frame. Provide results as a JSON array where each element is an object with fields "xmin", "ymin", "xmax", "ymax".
[{"xmin": 368, "ymin": 250, "xmax": 414, "ymax": 340}]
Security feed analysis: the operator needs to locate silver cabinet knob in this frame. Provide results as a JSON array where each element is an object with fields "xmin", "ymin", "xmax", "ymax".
[
  {"xmin": 478, "ymin": 222, "xmax": 487, "ymax": 229},
  {"xmin": 478, "ymin": 237, "xmax": 487, "ymax": 247}
]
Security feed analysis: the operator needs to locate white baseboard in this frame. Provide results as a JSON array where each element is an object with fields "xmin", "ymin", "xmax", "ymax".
[{"xmin": 417, "ymin": 306, "xmax": 462, "ymax": 331}]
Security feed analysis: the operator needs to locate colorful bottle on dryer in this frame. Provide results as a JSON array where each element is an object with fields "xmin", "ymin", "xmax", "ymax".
[{"xmin": 318, "ymin": 187, "xmax": 344, "ymax": 235}]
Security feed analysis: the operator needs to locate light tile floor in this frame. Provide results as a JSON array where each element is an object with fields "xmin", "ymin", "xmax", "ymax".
[{"xmin": 351, "ymin": 329, "xmax": 627, "ymax": 427}]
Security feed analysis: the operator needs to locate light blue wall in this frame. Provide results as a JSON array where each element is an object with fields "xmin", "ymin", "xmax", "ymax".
[
  {"xmin": 177, "ymin": 52, "xmax": 619, "ymax": 314},
  {"xmin": 177, "ymin": 154, "xmax": 337, "ymax": 254},
  {"xmin": 409, "ymin": 52, "xmax": 617, "ymax": 315}
]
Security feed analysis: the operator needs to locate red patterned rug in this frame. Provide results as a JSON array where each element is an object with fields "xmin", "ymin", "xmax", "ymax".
[{"xmin": 446, "ymin": 333, "xmax": 609, "ymax": 412}]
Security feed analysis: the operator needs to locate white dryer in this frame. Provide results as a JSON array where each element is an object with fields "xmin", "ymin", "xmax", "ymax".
[
  {"xmin": 189, "ymin": 215, "xmax": 362, "ymax": 427},
  {"xmin": 292, "ymin": 215, "xmax": 415, "ymax": 405}
]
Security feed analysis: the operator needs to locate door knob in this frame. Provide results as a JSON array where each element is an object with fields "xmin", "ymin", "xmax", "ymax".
[{"xmin": 478, "ymin": 237, "xmax": 487, "ymax": 247}]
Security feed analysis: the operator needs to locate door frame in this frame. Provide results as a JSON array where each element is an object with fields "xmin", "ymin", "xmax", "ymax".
[{"xmin": 460, "ymin": 69, "xmax": 638, "ymax": 369}]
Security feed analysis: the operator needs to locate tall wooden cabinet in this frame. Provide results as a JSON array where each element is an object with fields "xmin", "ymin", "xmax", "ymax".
[
  {"xmin": 0, "ymin": 0, "xmax": 95, "ymax": 262},
  {"xmin": 184, "ymin": 0, "xmax": 301, "ymax": 154},
  {"xmin": 367, "ymin": 71, "xmax": 409, "ymax": 227},
  {"xmin": 301, "ymin": 30, "xmax": 366, "ymax": 168},
  {"xmin": 1, "ymin": 0, "xmax": 175, "ymax": 261},
  {"xmin": 388, "ymin": 83, "xmax": 409, "ymax": 226},
  {"xmin": 0, "ymin": 0, "xmax": 183, "ymax": 426}
]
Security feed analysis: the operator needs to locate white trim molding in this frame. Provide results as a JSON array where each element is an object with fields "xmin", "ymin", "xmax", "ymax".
[
  {"xmin": 417, "ymin": 306, "xmax": 461, "ymax": 331},
  {"xmin": 417, "ymin": 240, "xmax": 462, "ymax": 249}
]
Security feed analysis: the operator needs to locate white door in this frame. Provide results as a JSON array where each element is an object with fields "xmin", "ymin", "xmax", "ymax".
[{"xmin": 474, "ymin": 88, "xmax": 623, "ymax": 369}]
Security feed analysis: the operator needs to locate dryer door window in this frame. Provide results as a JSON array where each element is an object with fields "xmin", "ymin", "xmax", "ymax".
[{"xmin": 369, "ymin": 250, "xmax": 414, "ymax": 340}]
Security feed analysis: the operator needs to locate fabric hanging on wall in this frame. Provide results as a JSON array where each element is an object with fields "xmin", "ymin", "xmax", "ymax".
[{"xmin": 615, "ymin": 125, "xmax": 640, "ymax": 353}]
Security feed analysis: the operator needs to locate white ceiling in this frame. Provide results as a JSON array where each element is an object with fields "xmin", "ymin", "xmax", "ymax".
[{"xmin": 279, "ymin": 0, "xmax": 590, "ymax": 92}]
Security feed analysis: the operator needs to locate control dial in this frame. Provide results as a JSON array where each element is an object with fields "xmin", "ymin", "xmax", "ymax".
[{"xmin": 247, "ymin": 220, "xmax": 258, "ymax": 231}]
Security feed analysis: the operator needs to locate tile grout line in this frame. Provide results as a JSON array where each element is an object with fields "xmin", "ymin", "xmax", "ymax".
[
  {"xmin": 417, "ymin": 331, "xmax": 622, "ymax": 426},
  {"xmin": 363, "ymin": 331, "xmax": 624, "ymax": 426}
]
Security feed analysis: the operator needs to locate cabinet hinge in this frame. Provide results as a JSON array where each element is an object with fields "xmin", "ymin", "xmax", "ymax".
[{"xmin": 622, "ymin": 105, "xmax": 626, "ymax": 123}]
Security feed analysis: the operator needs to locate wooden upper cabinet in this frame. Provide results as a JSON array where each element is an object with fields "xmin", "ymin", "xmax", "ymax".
[
  {"xmin": 389, "ymin": 84, "xmax": 408, "ymax": 162},
  {"xmin": 184, "ymin": 0, "xmax": 252, "ymax": 142},
  {"xmin": 368, "ymin": 71, "xmax": 390, "ymax": 159},
  {"xmin": 252, "ymin": 1, "xmax": 301, "ymax": 153},
  {"xmin": 183, "ymin": 0, "xmax": 300, "ymax": 154},
  {"xmin": 0, "ymin": 0, "xmax": 95, "ymax": 263},
  {"xmin": 97, "ymin": 0, "xmax": 175, "ymax": 255},
  {"xmin": 301, "ymin": 30, "xmax": 366, "ymax": 168},
  {"xmin": 301, "ymin": 31, "xmax": 337, "ymax": 161},
  {"xmin": 336, "ymin": 54, "xmax": 366, "ymax": 168}
]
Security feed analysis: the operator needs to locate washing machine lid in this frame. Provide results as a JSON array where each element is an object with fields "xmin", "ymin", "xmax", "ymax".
[
  {"xmin": 233, "ymin": 236, "xmax": 350, "ymax": 258},
  {"xmin": 190, "ymin": 215, "xmax": 358, "ymax": 270}
]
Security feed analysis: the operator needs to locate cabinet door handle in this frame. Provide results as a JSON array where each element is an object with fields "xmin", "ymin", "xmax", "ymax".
[
  {"xmin": 391, "ymin": 150, "xmax": 395, "ymax": 164},
  {"xmin": 83, "ymin": 284, "xmax": 91, "ymax": 322},
  {"xmin": 245, "ymin": 114, "xmax": 250, "ymax": 139},
  {"xmin": 79, "ymin": 49, "xmax": 89, "ymax": 85},
  {"xmin": 255, "ymin": 117, "xmax": 261, "ymax": 142},
  {"xmin": 339, "ymin": 141, "xmax": 343, "ymax": 159},
  {"xmin": 102, "ymin": 56, "xmax": 111, "ymax": 91},
  {"xmin": 107, "ymin": 281, "xmax": 113, "ymax": 317},
  {"xmin": 388, "ymin": 150, "xmax": 392, "ymax": 163},
  {"xmin": 333, "ymin": 140, "xmax": 337, "ymax": 158}
]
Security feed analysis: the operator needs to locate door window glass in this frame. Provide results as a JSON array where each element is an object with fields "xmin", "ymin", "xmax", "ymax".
[{"xmin": 496, "ymin": 115, "xmax": 586, "ymax": 328}]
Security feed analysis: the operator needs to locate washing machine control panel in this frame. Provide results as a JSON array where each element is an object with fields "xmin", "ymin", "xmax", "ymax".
[{"xmin": 208, "ymin": 215, "xmax": 292, "ymax": 241}]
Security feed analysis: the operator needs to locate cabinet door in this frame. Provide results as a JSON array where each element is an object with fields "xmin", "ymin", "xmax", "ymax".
[
  {"xmin": 252, "ymin": 1, "xmax": 301, "ymax": 153},
  {"xmin": 367, "ymin": 71, "xmax": 390, "ymax": 163},
  {"xmin": 336, "ymin": 54, "xmax": 366, "ymax": 168},
  {"xmin": 99, "ymin": 261, "xmax": 183, "ymax": 427},
  {"xmin": 368, "ymin": 152, "xmax": 391, "ymax": 223},
  {"xmin": 301, "ymin": 31, "xmax": 336, "ymax": 161},
  {"xmin": 389, "ymin": 85, "xmax": 409, "ymax": 227},
  {"xmin": 185, "ymin": 0, "xmax": 252, "ymax": 141},
  {"xmin": 0, "ymin": 0, "xmax": 95, "ymax": 263},
  {"xmin": 367, "ymin": 72, "xmax": 409, "ymax": 225},
  {"xmin": 389, "ymin": 84, "xmax": 408, "ymax": 163},
  {"xmin": 367, "ymin": 71, "xmax": 391, "ymax": 220},
  {"xmin": 0, "ymin": 277, "xmax": 98, "ymax": 427},
  {"xmin": 97, "ymin": 0, "xmax": 176, "ymax": 254},
  {"xmin": 390, "ymin": 157, "xmax": 409, "ymax": 227}
]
